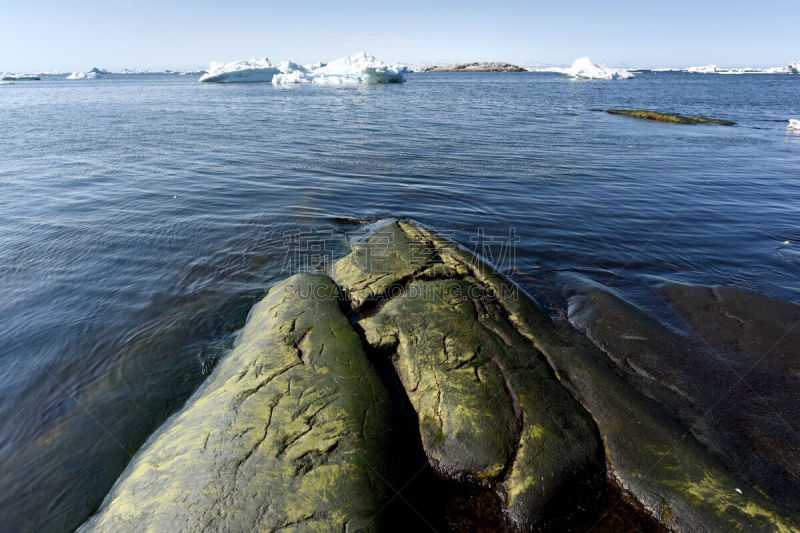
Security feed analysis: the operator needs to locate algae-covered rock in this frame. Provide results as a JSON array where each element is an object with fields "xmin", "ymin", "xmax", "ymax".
[
  {"xmin": 332, "ymin": 221, "xmax": 435, "ymax": 310},
  {"xmin": 608, "ymin": 109, "xmax": 736, "ymax": 126},
  {"xmin": 362, "ymin": 278, "xmax": 519, "ymax": 479},
  {"xmin": 355, "ymin": 222, "xmax": 602, "ymax": 527},
  {"xmin": 660, "ymin": 284, "xmax": 800, "ymax": 500},
  {"xmin": 400, "ymin": 221, "xmax": 797, "ymax": 531},
  {"xmin": 81, "ymin": 274, "xmax": 394, "ymax": 532},
  {"xmin": 558, "ymin": 276, "xmax": 800, "ymax": 531},
  {"xmin": 81, "ymin": 218, "xmax": 799, "ymax": 532}
]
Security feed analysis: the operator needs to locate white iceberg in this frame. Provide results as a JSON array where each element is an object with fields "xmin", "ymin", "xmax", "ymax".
[
  {"xmin": 199, "ymin": 57, "xmax": 280, "ymax": 83},
  {"xmin": 526, "ymin": 65, "xmax": 570, "ymax": 73},
  {"xmin": 200, "ymin": 52, "xmax": 405, "ymax": 85},
  {"xmin": 67, "ymin": 71, "xmax": 98, "ymax": 80},
  {"xmin": 788, "ymin": 119, "xmax": 800, "ymax": 132},
  {"xmin": 717, "ymin": 68, "xmax": 767, "ymax": 75},
  {"xmin": 1, "ymin": 74, "xmax": 40, "ymax": 81},
  {"xmin": 687, "ymin": 63, "xmax": 799, "ymax": 74},
  {"xmin": 687, "ymin": 64, "xmax": 718, "ymax": 73},
  {"xmin": 305, "ymin": 52, "xmax": 405, "ymax": 84},
  {"xmin": 564, "ymin": 57, "xmax": 634, "ymax": 80},
  {"xmin": 67, "ymin": 67, "xmax": 107, "ymax": 80},
  {"xmin": 743, "ymin": 61, "xmax": 800, "ymax": 74}
]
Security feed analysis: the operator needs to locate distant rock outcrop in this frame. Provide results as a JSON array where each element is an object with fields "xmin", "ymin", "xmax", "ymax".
[
  {"xmin": 608, "ymin": 109, "xmax": 736, "ymax": 126},
  {"xmin": 422, "ymin": 62, "xmax": 526, "ymax": 72}
]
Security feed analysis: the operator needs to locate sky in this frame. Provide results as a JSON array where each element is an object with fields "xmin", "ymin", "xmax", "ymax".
[{"xmin": 2, "ymin": 0, "xmax": 799, "ymax": 72}]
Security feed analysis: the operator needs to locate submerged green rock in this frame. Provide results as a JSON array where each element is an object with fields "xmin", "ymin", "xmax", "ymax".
[
  {"xmin": 660, "ymin": 284, "xmax": 800, "ymax": 504},
  {"xmin": 81, "ymin": 274, "xmax": 394, "ymax": 532},
  {"xmin": 560, "ymin": 276, "xmax": 800, "ymax": 531},
  {"xmin": 564, "ymin": 279, "xmax": 800, "ymax": 513},
  {"xmin": 608, "ymin": 109, "xmax": 736, "ymax": 126}
]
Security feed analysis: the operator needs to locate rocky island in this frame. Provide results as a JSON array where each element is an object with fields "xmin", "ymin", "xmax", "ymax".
[
  {"xmin": 422, "ymin": 62, "xmax": 526, "ymax": 72},
  {"xmin": 80, "ymin": 221, "xmax": 800, "ymax": 532}
]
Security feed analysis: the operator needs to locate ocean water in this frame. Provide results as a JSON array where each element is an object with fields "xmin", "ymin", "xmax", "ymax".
[{"xmin": 1, "ymin": 71, "xmax": 799, "ymax": 531}]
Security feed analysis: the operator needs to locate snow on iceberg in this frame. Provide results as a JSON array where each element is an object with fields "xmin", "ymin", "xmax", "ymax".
[
  {"xmin": 526, "ymin": 65, "xmax": 570, "ymax": 74},
  {"xmin": 687, "ymin": 64, "xmax": 719, "ymax": 73},
  {"xmin": 200, "ymin": 52, "xmax": 405, "ymax": 85},
  {"xmin": 788, "ymin": 119, "xmax": 800, "ymax": 132},
  {"xmin": 300, "ymin": 52, "xmax": 405, "ymax": 84},
  {"xmin": 67, "ymin": 67, "xmax": 107, "ymax": 80},
  {"xmin": 1, "ymin": 74, "xmax": 40, "ymax": 81},
  {"xmin": 199, "ymin": 58, "xmax": 281, "ymax": 83},
  {"xmin": 565, "ymin": 57, "xmax": 634, "ymax": 80},
  {"xmin": 67, "ymin": 71, "xmax": 99, "ymax": 80},
  {"xmin": 684, "ymin": 61, "xmax": 799, "ymax": 74}
]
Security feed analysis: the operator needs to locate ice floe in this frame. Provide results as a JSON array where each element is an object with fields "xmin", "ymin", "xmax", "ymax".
[
  {"xmin": 788, "ymin": 119, "xmax": 800, "ymax": 132},
  {"xmin": 687, "ymin": 64, "xmax": 718, "ymax": 74},
  {"xmin": 684, "ymin": 61, "xmax": 800, "ymax": 74},
  {"xmin": 67, "ymin": 71, "xmax": 99, "ymax": 80},
  {"xmin": 564, "ymin": 57, "xmax": 634, "ymax": 80},
  {"xmin": 1, "ymin": 74, "xmax": 40, "ymax": 81},
  {"xmin": 199, "ymin": 52, "xmax": 406, "ymax": 85}
]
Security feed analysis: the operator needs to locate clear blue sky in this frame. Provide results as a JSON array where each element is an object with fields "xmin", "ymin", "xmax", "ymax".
[{"xmin": 3, "ymin": 0, "xmax": 799, "ymax": 72}]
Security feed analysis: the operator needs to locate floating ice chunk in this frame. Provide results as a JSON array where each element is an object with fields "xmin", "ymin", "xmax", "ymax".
[
  {"xmin": 788, "ymin": 119, "xmax": 800, "ymax": 131},
  {"xmin": 526, "ymin": 65, "xmax": 570, "ymax": 74},
  {"xmin": 678, "ymin": 62, "xmax": 800, "ymax": 74},
  {"xmin": 687, "ymin": 64, "xmax": 718, "ymax": 73},
  {"xmin": 201, "ymin": 52, "xmax": 405, "ymax": 85},
  {"xmin": 199, "ymin": 58, "xmax": 281, "ymax": 83},
  {"xmin": 1, "ymin": 74, "xmax": 40, "ymax": 81},
  {"xmin": 67, "ymin": 71, "xmax": 100, "ymax": 80},
  {"xmin": 761, "ymin": 60, "xmax": 800, "ymax": 74},
  {"xmin": 67, "ymin": 67, "xmax": 109, "ymax": 79},
  {"xmin": 565, "ymin": 57, "xmax": 634, "ymax": 80},
  {"xmin": 308, "ymin": 52, "xmax": 405, "ymax": 84}
]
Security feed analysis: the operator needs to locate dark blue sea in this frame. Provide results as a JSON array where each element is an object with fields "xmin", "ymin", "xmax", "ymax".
[{"xmin": 1, "ymin": 71, "xmax": 799, "ymax": 530}]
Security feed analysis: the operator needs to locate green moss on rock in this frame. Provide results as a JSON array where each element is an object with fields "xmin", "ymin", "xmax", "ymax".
[
  {"xmin": 331, "ymin": 221, "xmax": 435, "ymax": 310},
  {"xmin": 401, "ymin": 221, "xmax": 799, "ymax": 532},
  {"xmin": 80, "ymin": 274, "xmax": 394, "ymax": 532},
  {"xmin": 355, "ymin": 222, "xmax": 602, "ymax": 528},
  {"xmin": 608, "ymin": 109, "xmax": 736, "ymax": 126},
  {"xmin": 361, "ymin": 278, "xmax": 520, "ymax": 479}
]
